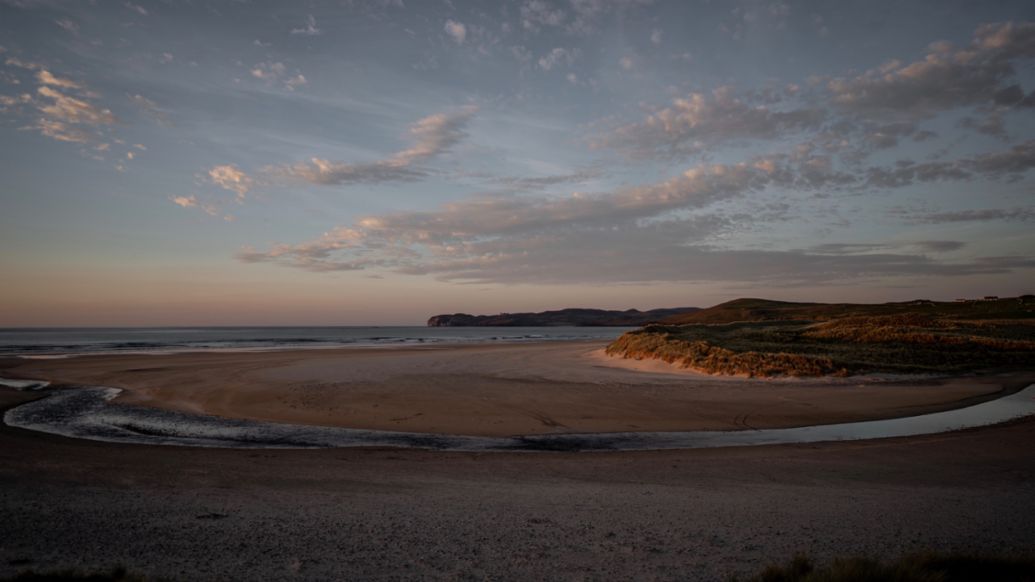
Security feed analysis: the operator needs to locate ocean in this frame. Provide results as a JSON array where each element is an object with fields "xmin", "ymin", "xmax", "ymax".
[{"xmin": 0, "ymin": 326, "xmax": 634, "ymax": 358}]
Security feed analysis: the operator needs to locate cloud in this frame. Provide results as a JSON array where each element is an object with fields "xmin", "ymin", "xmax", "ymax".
[
  {"xmin": 395, "ymin": 241, "xmax": 1032, "ymax": 285},
  {"xmin": 490, "ymin": 168, "xmax": 602, "ymax": 191},
  {"xmin": 596, "ymin": 86, "xmax": 824, "ymax": 158},
  {"xmin": 241, "ymin": 157, "xmax": 791, "ymax": 274},
  {"xmin": 566, "ymin": 0, "xmax": 655, "ymax": 36},
  {"xmin": 863, "ymin": 140, "xmax": 1035, "ymax": 188},
  {"xmin": 896, "ymin": 207, "xmax": 1035, "ymax": 224},
  {"xmin": 595, "ymin": 22, "xmax": 1035, "ymax": 161},
  {"xmin": 808, "ymin": 240, "xmax": 966, "ymax": 255},
  {"xmin": 0, "ymin": 92, "xmax": 32, "ymax": 112},
  {"xmin": 250, "ymin": 61, "xmax": 307, "ymax": 90},
  {"xmin": 170, "ymin": 195, "xmax": 233, "ymax": 221},
  {"xmin": 241, "ymin": 136, "xmax": 1035, "ymax": 284},
  {"xmin": 171, "ymin": 195, "xmax": 198, "ymax": 208},
  {"xmin": 394, "ymin": 105, "xmax": 478, "ymax": 164},
  {"xmin": 521, "ymin": 1, "xmax": 565, "ymax": 31},
  {"xmin": 208, "ymin": 164, "xmax": 252, "ymax": 202},
  {"xmin": 3, "ymin": 56, "xmax": 42, "ymax": 71},
  {"xmin": 291, "ymin": 14, "xmax": 321, "ymax": 36},
  {"xmin": 444, "ymin": 20, "xmax": 466, "ymax": 44},
  {"xmin": 827, "ymin": 22, "xmax": 1035, "ymax": 119},
  {"xmin": 14, "ymin": 68, "xmax": 118, "ymax": 146},
  {"xmin": 538, "ymin": 47, "xmax": 579, "ymax": 71},
  {"xmin": 36, "ymin": 85, "xmax": 115, "ymax": 126},
  {"xmin": 128, "ymin": 93, "xmax": 170, "ymax": 125},
  {"xmin": 36, "ymin": 119, "xmax": 90, "ymax": 143},
  {"xmin": 124, "ymin": 2, "xmax": 147, "ymax": 16},
  {"xmin": 650, "ymin": 29, "xmax": 662, "ymax": 46},
  {"xmin": 54, "ymin": 18, "xmax": 78, "ymax": 34},
  {"xmin": 36, "ymin": 69, "xmax": 80, "ymax": 89},
  {"xmin": 277, "ymin": 158, "xmax": 427, "ymax": 185},
  {"xmin": 273, "ymin": 106, "xmax": 477, "ymax": 186},
  {"xmin": 239, "ymin": 207, "xmax": 1033, "ymax": 284}
]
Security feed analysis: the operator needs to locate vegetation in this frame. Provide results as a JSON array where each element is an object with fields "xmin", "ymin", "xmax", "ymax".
[
  {"xmin": 607, "ymin": 297, "xmax": 1035, "ymax": 377},
  {"xmin": 662, "ymin": 296, "xmax": 1035, "ymax": 325},
  {"xmin": 732, "ymin": 552, "xmax": 1035, "ymax": 582}
]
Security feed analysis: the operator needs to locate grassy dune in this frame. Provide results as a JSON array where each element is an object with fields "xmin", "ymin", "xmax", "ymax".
[{"xmin": 606, "ymin": 297, "xmax": 1035, "ymax": 377}]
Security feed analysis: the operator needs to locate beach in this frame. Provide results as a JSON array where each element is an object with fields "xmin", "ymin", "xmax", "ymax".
[
  {"xmin": 2, "ymin": 341, "xmax": 1035, "ymax": 579},
  {"xmin": 1, "ymin": 341, "xmax": 1025, "ymax": 437}
]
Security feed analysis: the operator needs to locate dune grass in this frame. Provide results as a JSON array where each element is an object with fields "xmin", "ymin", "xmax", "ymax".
[{"xmin": 606, "ymin": 313, "xmax": 1035, "ymax": 377}]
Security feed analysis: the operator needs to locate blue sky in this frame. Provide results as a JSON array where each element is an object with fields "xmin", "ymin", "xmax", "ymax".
[{"xmin": 1, "ymin": 0, "xmax": 1033, "ymax": 325}]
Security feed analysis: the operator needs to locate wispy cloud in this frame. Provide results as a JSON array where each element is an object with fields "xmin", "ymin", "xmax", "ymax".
[
  {"xmin": 807, "ymin": 240, "xmax": 967, "ymax": 255},
  {"xmin": 290, "ymin": 14, "xmax": 321, "ymax": 36},
  {"xmin": 827, "ymin": 22, "xmax": 1035, "ymax": 118},
  {"xmin": 250, "ymin": 61, "xmax": 307, "ymax": 91},
  {"xmin": 124, "ymin": 2, "xmax": 148, "ymax": 16},
  {"xmin": 444, "ymin": 19, "xmax": 466, "ymax": 44},
  {"xmin": 208, "ymin": 164, "xmax": 252, "ymax": 202},
  {"xmin": 595, "ymin": 22, "xmax": 1035, "ymax": 162},
  {"xmin": 54, "ymin": 18, "xmax": 78, "ymax": 34},
  {"xmin": 241, "ymin": 137, "xmax": 1035, "ymax": 284},
  {"xmin": 128, "ymin": 93, "xmax": 170, "ymax": 125},
  {"xmin": 895, "ymin": 207, "xmax": 1035, "ymax": 224},
  {"xmin": 594, "ymin": 86, "xmax": 824, "ymax": 158},
  {"xmin": 272, "ymin": 105, "xmax": 478, "ymax": 186},
  {"xmin": 863, "ymin": 140, "xmax": 1035, "ymax": 188},
  {"xmin": 170, "ymin": 195, "xmax": 233, "ymax": 222},
  {"xmin": 538, "ymin": 47, "xmax": 579, "ymax": 71}
]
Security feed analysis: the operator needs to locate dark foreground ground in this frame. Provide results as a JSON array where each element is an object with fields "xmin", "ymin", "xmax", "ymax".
[{"xmin": 2, "ymin": 388, "xmax": 1034, "ymax": 581}]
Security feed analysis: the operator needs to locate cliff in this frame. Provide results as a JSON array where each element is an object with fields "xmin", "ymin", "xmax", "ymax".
[{"xmin": 426, "ymin": 307, "xmax": 699, "ymax": 327}]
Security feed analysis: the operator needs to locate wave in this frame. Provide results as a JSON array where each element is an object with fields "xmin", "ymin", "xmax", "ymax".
[{"xmin": 0, "ymin": 330, "xmax": 621, "ymax": 358}]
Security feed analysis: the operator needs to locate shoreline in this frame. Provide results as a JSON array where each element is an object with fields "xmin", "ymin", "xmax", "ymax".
[{"xmin": 3, "ymin": 340, "xmax": 1032, "ymax": 438}]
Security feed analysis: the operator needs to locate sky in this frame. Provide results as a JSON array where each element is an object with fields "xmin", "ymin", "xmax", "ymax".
[{"xmin": 0, "ymin": 0, "xmax": 1033, "ymax": 326}]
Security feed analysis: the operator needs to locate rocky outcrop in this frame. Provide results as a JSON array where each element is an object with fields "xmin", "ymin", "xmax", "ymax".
[{"xmin": 426, "ymin": 307, "xmax": 699, "ymax": 327}]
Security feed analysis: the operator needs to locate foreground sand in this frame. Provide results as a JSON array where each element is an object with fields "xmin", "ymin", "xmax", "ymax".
[
  {"xmin": 2, "ymin": 341, "xmax": 1028, "ymax": 437},
  {"xmin": 2, "ymin": 385, "xmax": 1034, "ymax": 580}
]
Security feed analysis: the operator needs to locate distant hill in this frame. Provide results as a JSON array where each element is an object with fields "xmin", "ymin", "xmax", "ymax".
[
  {"xmin": 427, "ymin": 307, "xmax": 700, "ymax": 327},
  {"xmin": 661, "ymin": 296, "xmax": 1035, "ymax": 325}
]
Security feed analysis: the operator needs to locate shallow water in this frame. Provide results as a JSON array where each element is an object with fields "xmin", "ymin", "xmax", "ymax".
[
  {"xmin": 3, "ymin": 378, "xmax": 1034, "ymax": 452},
  {"xmin": 0, "ymin": 326, "xmax": 632, "ymax": 358}
]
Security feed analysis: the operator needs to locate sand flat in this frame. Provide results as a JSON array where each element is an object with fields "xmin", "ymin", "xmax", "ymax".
[{"xmin": 2, "ymin": 340, "xmax": 1026, "ymax": 437}]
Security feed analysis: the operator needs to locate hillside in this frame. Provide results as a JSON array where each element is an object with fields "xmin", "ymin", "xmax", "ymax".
[
  {"xmin": 662, "ymin": 296, "xmax": 1035, "ymax": 325},
  {"xmin": 426, "ymin": 307, "xmax": 700, "ymax": 327},
  {"xmin": 607, "ymin": 296, "xmax": 1035, "ymax": 377}
]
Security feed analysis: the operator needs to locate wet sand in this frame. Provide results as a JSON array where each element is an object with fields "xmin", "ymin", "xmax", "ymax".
[{"xmin": 1, "ymin": 341, "xmax": 1026, "ymax": 437}]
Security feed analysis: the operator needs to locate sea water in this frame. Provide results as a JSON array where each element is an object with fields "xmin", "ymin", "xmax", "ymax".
[{"xmin": 0, "ymin": 326, "xmax": 633, "ymax": 358}]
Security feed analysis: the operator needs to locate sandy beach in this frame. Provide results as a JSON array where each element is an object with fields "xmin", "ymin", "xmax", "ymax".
[
  {"xmin": 2, "ymin": 341, "xmax": 1027, "ymax": 437},
  {"xmin": 3, "ymin": 342, "xmax": 1035, "ymax": 579},
  {"xmin": 2, "ymin": 384, "xmax": 1035, "ymax": 580}
]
